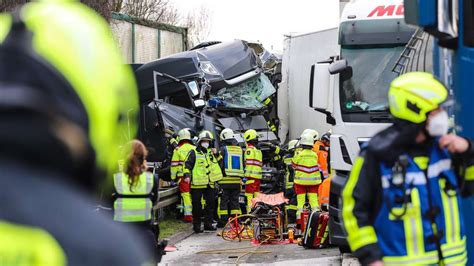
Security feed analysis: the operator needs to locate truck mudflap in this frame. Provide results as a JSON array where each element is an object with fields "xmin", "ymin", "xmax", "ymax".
[{"xmin": 328, "ymin": 171, "xmax": 350, "ymax": 251}]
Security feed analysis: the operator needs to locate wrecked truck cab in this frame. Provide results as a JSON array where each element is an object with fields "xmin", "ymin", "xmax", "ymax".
[{"xmin": 134, "ymin": 40, "xmax": 280, "ymax": 163}]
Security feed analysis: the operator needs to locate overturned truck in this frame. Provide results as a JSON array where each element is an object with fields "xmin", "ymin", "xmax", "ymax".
[{"xmin": 133, "ymin": 40, "xmax": 280, "ymax": 175}]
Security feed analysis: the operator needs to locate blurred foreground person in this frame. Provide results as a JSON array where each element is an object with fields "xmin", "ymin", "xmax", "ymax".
[
  {"xmin": 342, "ymin": 72, "xmax": 474, "ymax": 265},
  {"xmin": 113, "ymin": 140, "xmax": 160, "ymax": 261},
  {"xmin": 0, "ymin": 0, "xmax": 151, "ymax": 265}
]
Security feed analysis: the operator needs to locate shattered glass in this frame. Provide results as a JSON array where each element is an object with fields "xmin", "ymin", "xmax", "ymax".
[{"xmin": 210, "ymin": 74, "xmax": 276, "ymax": 109}]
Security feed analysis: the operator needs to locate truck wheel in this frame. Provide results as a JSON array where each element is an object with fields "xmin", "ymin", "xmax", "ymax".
[{"xmin": 339, "ymin": 245, "xmax": 351, "ymax": 254}]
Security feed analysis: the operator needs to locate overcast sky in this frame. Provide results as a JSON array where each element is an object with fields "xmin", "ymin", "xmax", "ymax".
[{"xmin": 170, "ymin": 0, "xmax": 340, "ymax": 52}]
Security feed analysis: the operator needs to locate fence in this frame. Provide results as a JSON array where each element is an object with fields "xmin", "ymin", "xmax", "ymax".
[{"xmin": 110, "ymin": 12, "xmax": 188, "ymax": 64}]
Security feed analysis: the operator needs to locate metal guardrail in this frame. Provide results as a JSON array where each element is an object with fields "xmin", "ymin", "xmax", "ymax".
[{"xmin": 154, "ymin": 186, "xmax": 180, "ymax": 210}]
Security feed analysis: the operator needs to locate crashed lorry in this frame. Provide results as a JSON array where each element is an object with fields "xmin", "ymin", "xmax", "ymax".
[{"xmin": 132, "ymin": 40, "xmax": 284, "ymax": 194}]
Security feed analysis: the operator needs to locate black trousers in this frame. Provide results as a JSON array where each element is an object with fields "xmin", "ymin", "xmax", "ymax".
[
  {"xmin": 191, "ymin": 187, "xmax": 215, "ymax": 226},
  {"xmin": 219, "ymin": 188, "xmax": 241, "ymax": 221},
  {"xmin": 285, "ymin": 187, "xmax": 298, "ymax": 223}
]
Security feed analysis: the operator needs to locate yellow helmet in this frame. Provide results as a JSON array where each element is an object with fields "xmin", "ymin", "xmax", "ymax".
[
  {"xmin": 0, "ymin": 1, "xmax": 138, "ymax": 173},
  {"xmin": 198, "ymin": 130, "xmax": 214, "ymax": 142},
  {"xmin": 287, "ymin": 139, "xmax": 298, "ymax": 151},
  {"xmin": 244, "ymin": 129, "xmax": 258, "ymax": 142},
  {"xmin": 389, "ymin": 72, "xmax": 448, "ymax": 124}
]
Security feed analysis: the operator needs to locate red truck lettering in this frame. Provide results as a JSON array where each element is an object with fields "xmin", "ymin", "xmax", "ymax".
[{"xmin": 368, "ymin": 5, "xmax": 404, "ymax": 17}]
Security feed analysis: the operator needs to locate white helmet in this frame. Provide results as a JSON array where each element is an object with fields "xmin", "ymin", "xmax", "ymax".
[
  {"xmin": 299, "ymin": 133, "xmax": 315, "ymax": 146},
  {"xmin": 220, "ymin": 128, "xmax": 235, "ymax": 141},
  {"xmin": 287, "ymin": 139, "xmax": 298, "ymax": 151},
  {"xmin": 301, "ymin": 129, "xmax": 319, "ymax": 141},
  {"xmin": 178, "ymin": 128, "xmax": 192, "ymax": 141}
]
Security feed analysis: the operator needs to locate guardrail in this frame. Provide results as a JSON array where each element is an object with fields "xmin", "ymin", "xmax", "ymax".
[{"xmin": 154, "ymin": 186, "xmax": 180, "ymax": 210}]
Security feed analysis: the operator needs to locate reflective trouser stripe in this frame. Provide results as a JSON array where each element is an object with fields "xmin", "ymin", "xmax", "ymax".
[
  {"xmin": 440, "ymin": 179, "xmax": 461, "ymax": 244},
  {"xmin": 308, "ymin": 192, "xmax": 318, "ymax": 211},
  {"xmin": 383, "ymin": 251, "xmax": 439, "ymax": 265},
  {"xmin": 245, "ymin": 192, "xmax": 259, "ymax": 213},
  {"xmin": 230, "ymin": 209, "xmax": 241, "ymax": 215},
  {"xmin": 286, "ymin": 204, "xmax": 297, "ymax": 211},
  {"xmin": 182, "ymin": 192, "xmax": 192, "ymax": 216},
  {"xmin": 296, "ymin": 194, "xmax": 305, "ymax": 220}
]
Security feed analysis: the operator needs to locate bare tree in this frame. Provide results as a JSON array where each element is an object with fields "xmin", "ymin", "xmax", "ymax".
[
  {"xmin": 184, "ymin": 5, "xmax": 212, "ymax": 48},
  {"xmin": 0, "ymin": 0, "xmax": 113, "ymax": 21},
  {"xmin": 114, "ymin": 0, "xmax": 180, "ymax": 25}
]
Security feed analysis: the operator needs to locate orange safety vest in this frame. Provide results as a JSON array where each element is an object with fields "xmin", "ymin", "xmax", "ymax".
[
  {"xmin": 318, "ymin": 176, "xmax": 331, "ymax": 208},
  {"xmin": 313, "ymin": 141, "xmax": 329, "ymax": 179}
]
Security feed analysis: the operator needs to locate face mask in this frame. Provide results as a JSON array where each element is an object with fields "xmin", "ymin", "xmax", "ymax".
[
  {"xmin": 427, "ymin": 110, "xmax": 449, "ymax": 137},
  {"xmin": 201, "ymin": 142, "xmax": 210, "ymax": 149}
]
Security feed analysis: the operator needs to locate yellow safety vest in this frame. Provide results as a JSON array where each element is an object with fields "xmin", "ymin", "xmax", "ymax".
[
  {"xmin": 220, "ymin": 145, "xmax": 244, "ymax": 185},
  {"xmin": 284, "ymin": 155, "xmax": 294, "ymax": 189},
  {"xmin": 171, "ymin": 142, "xmax": 195, "ymax": 180},
  {"xmin": 292, "ymin": 148, "xmax": 321, "ymax": 186},
  {"xmin": 113, "ymin": 172, "xmax": 154, "ymax": 222},
  {"xmin": 245, "ymin": 145, "xmax": 263, "ymax": 180},
  {"xmin": 188, "ymin": 149, "xmax": 223, "ymax": 187}
]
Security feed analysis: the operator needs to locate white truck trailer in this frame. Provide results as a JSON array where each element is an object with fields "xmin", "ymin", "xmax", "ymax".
[{"xmin": 280, "ymin": 0, "xmax": 422, "ymax": 251}]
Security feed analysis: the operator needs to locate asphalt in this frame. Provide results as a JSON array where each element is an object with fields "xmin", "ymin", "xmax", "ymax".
[{"xmin": 160, "ymin": 230, "xmax": 343, "ymax": 265}]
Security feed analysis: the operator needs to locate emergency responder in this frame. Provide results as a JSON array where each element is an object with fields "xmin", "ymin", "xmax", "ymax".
[
  {"xmin": 113, "ymin": 140, "xmax": 158, "ymax": 259},
  {"xmin": 217, "ymin": 128, "xmax": 244, "ymax": 227},
  {"xmin": 292, "ymin": 133, "xmax": 322, "ymax": 227},
  {"xmin": 244, "ymin": 129, "xmax": 263, "ymax": 213},
  {"xmin": 313, "ymin": 131, "xmax": 331, "ymax": 180},
  {"xmin": 171, "ymin": 128, "xmax": 195, "ymax": 222},
  {"xmin": 184, "ymin": 130, "xmax": 223, "ymax": 233},
  {"xmin": 342, "ymin": 72, "xmax": 474, "ymax": 265},
  {"xmin": 296, "ymin": 129, "xmax": 319, "ymax": 154},
  {"xmin": 0, "ymin": 0, "xmax": 151, "ymax": 264},
  {"xmin": 283, "ymin": 139, "xmax": 299, "ymax": 223}
]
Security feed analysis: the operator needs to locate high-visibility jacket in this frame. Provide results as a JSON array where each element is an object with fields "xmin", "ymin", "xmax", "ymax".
[
  {"xmin": 219, "ymin": 145, "xmax": 244, "ymax": 185},
  {"xmin": 113, "ymin": 172, "xmax": 154, "ymax": 222},
  {"xmin": 244, "ymin": 145, "xmax": 263, "ymax": 180},
  {"xmin": 184, "ymin": 149, "xmax": 223, "ymax": 188},
  {"xmin": 343, "ymin": 144, "xmax": 467, "ymax": 265},
  {"xmin": 292, "ymin": 148, "xmax": 321, "ymax": 186},
  {"xmin": 313, "ymin": 141, "xmax": 329, "ymax": 179},
  {"xmin": 170, "ymin": 142, "xmax": 195, "ymax": 181},
  {"xmin": 318, "ymin": 176, "xmax": 331, "ymax": 208},
  {"xmin": 283, "ymin": 153, "xmax": 295, "ymax": 189}
]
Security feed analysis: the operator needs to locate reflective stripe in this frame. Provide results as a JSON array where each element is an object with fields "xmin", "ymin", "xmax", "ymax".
[
  {"xmin": 245, "ymin": 159, "xmax": 263, "ymax": 166},
  {"xmin": 427, "ymin": 159, "xmax": 451, "ymax": 178},
  {"xmin": 293, "ymin": 164, "xmax": 319, "ymax": 173},
  {"xmin": 245, "ymin": 170, "xmax": 262, "ymax": 175},
  {"xmin": 381, "ymin": 173, "xmax": 426, "ymax": 187},
  {"xmin": 114, "ymin": 198, "xmax": 152, "ymax": 222},
  {"xmin": 383, "ymin": 252, "xmax": 438, "ymax": 265},
  {"xmin": 342, "ymin": 157, "xmax": 379, "ymax": 251},
  {"xmin": 440, "ymin": 179, "xmax": 461, "ymax": 244},
  {"xmin": 114, "ymin": 173, "xmax": 123, "ymax": 194},
  {"xmin": 465, "ymin": 166, "xmax": 474, "ymax": 181}
]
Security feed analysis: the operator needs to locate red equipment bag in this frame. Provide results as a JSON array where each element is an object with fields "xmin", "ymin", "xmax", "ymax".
[{"xmin": 302, "ymin": 211, "xmax": 329, "ymax": 249}]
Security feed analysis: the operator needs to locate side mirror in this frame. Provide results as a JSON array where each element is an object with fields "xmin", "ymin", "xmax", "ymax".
[
  {"xmin": 187, "ymin": 81, "xmax": 200, "ymax": 97},
  {"xmin": 404, "ymin": 0, "xmax": 437, "ymax": 28},
  {"xmin": 309, "ymin": 62, "xmax": 336, "ymax": 125},
  {"xmin": 309, "ymin": 63, "xmax": 331, "ymax": 110},
  {"xmin": 328, "ymin": 59, "xmax": 348, "ymax": 74}
]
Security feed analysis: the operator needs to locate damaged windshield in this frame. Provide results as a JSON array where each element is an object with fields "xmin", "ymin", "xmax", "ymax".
[{"xmin": 209, "ymin": 74, "xmax": 276, "ymax": 109}]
